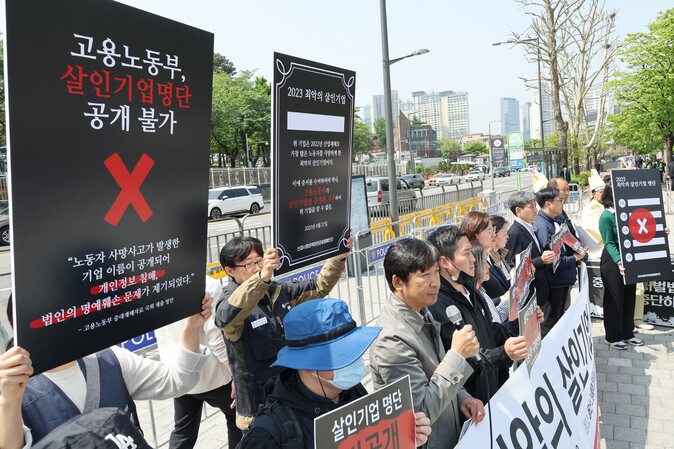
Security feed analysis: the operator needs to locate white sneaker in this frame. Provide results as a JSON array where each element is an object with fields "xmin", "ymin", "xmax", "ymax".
[
  {"xmin": 605, "ymin": 340, "xmax": 628, "ymax": 350},
  {"xmin": 624, "ymin": 337, "xmax": 644, "ymax": 346}
]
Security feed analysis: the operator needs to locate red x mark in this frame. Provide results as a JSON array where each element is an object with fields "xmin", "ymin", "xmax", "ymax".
[{"xmin": 104, "ymin": 153, "xmax": 154, "ymax": 226}]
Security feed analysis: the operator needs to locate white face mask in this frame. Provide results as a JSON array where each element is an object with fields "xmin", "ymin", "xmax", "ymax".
[{"xmin": 313, "ymin": 356, "xmax": 365, "ymax": 390}]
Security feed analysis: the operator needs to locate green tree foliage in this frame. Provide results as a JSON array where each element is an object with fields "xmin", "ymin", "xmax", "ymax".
[
  {"xmin": 414, "ymin": 165, "xmax": 422, "ymax": 174},
  {"xmin": 608, "ymin": 9, "xmax": 674, "ymax": 161},
  {"xmin": 374, "ymin": 117, "xmax": 387, "ymax": 148},
  {"xmin": 210, "ymin": 70, "xmax": 270, "ymax": 167},
  {"xmin": 410, "ymin": 116, "xmax": 424, "ymax": 126},
  {"xmin": 406, "ymin": 160, "xmax": 412, "ymax": 173},
  {"xmin": 424, "ymin": 166, "xmax": 432, "ymax": 174},
  {"xmin": 213, "ymin": 53, "xmax": 236, "ymax": 75},
  {"xmin": 438, "ymin": 139, "xmax": 462, "ymax": 160},
  {"xmin": 464, "ymin": 141, "xmax": 487, "ymax": 155},
  {"xmin": 353, "ymin": 113, "xmax": 375, "ymax": 157}
]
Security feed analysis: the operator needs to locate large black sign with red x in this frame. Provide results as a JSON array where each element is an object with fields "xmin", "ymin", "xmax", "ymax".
[
  {"xmin": 5, "ymin": 0, "xmax": 213, "ymax": 373},
  {"xmin": 611, "ymin": 169, "xmax": 673, "ymax": 285}
]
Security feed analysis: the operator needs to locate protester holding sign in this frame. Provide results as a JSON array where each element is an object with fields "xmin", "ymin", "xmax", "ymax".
[
  {"xmin": 0, "ymin": 294, "xmax": 213, "ymax": 448},
  {"xmin": 483, "ymin": 215, "xmax": 513, "ymax": 319},
  {"xmin": 215, "ymin": 235, "xmax": 352, "ymax": 431},
  {"xmin": 534, "ymin": 187, "xmax": 586, "ymax": 334},
  {"xmin": 427, "ymin": 227, "xmax": 529, "ymax": 404},
  {"xmin": 582, "ymin": 171, "xmax": 607, "ymax": 247},
  {"xmin": 370, "ymin": 238, "xmax": 484, "ymax": 449},
  {"xmin": 505, "ymin": 191, "xmax": 556, "ymax": 332},
  {"xmin": 238, "ymin": 298, "xmax": 431, "ymax": 449},
  {"xmin": 599, "ymin": 185, "xmax": 642, "ymax": 350},
  {"xmin": 155, "ymin": 276, "xmax": 241, "ymax": 449}
]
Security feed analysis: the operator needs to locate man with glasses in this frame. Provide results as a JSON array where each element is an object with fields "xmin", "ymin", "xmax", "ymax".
[
  {"xmin": 534, "ymin": 188, "xmax": 586, "ymax": 335},
  {"xmin": 505, "ymin": 191, "xmax": 556, "ymax": 334},
  {"xmin": 215, "ymin": 236, "xmax": 352, "ymax": 432}
]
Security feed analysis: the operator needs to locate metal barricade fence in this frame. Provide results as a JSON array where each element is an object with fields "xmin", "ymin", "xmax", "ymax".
[{"xmin": 566, "ymin": 183, "xmax": 583, "ymax": 218}]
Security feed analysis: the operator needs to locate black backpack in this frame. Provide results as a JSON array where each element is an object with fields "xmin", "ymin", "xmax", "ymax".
[
  {"xmin": 33, "ymin": 407, "xmax": 152, "ymax": 449},
  {"xmin": 257, "ymin": 400, "xmax": 304, "ymax": 449}
]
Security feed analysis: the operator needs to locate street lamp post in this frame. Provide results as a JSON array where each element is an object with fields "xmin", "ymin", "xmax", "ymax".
[
  {"xmin": 493, "ymin": 36, "xmax": 546, "ymax": 176},
  {"xmin": 488, "ymin": 120, "xmax": 501, "ymax": 192},
  {"xmin": 380, "ymin": 0, "xmax": 429, "ymax": 232}
]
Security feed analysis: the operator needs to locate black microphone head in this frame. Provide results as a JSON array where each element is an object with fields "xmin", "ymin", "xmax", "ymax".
[{"xmin": 446, "ymin": 305, "xmax": 464, "ymax": 329}]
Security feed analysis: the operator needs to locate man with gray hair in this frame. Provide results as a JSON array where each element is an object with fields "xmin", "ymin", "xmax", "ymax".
[{"xmin": 505, "ymin": 191, "xmax": 556, "ymax": 315}]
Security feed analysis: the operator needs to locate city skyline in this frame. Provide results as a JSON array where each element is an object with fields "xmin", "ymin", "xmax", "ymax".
[{"xmin": 9, "ymin": 0, "xmax": 668, "ymax": 136}]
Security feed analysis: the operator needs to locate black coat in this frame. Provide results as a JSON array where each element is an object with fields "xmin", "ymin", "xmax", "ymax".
[
  {"xmin": 504, "ymin": 220, "xmax": 550, "ymax": 307},
  {"xmin": 428, "ymin": 276, "xmax": 516, "ymax": 404},
  {"xmin": 483, "ymin": 255, "xmax": 511, "ymax": 300},
  {"xmin": 239, "ymin": 370, "xmax": 367, "ymax": 449}
]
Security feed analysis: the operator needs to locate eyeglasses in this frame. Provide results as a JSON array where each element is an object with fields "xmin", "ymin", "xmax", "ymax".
[
  {"xmin": 235, "ymin": 260, "xmax": 263, "ymax": 271},
  {"xmin": 480, "ymin": 227, "xmax": 496, "ymax": 235}
]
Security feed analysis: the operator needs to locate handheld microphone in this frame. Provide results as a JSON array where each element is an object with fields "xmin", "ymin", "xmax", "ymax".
[
  {"xmin": 446, "ymin": 305, "xmax": 488, "ymax": 368},
  {"xmin": 446, "ymin": 305, "xmax": 464, "ymax": 329}
]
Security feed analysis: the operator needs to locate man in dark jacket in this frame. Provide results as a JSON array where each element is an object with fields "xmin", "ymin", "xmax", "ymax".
[
  {"xmin": 427, "ymin": 226, "xmax": 531, "ymax": 404},
  {"xmin": 559, "ymin": 166, "xmax": 571, "ymax": 182},
  {"xmin": 533, "ymin": 188, "xmax": 586, "ymax": 335},
  {"xmin": 238, "ymin": 298, "xmax": 431, "ymax": 449},
  {"xmin": 504, "ymin": 191, "xmax": 556, "ymax": 314},
  {"xmin": 215, "ymin": 236, "xmax": 352, "ymax": 431}
]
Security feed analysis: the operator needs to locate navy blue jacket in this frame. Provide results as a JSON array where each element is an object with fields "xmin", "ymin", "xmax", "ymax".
[
  {"xmin": 21, "ymin": 349, "xmax": 139, "ymax": 444},
  {"xmin": 483, "ymin": 255, "xmax": 511, "ymax": 300},
  {"xmin": 534, "ymin": 211, "xmax": 578, "ymax": 288}
]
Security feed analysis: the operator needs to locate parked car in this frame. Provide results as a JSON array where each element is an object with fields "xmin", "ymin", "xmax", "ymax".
[
  {"xmin": 435, "ymin": 173, "xmax": 459, "ymax": 186},
  {"xmin": 493, "ymin": 167, "xmax": 510, "ymax": 177},
  {"xmin": 466, "ymin": 170, "xmax": 485, "ymax": 182},
  {"xmin": 428, "ymin": 173, "xmax": 446, "ymax": 186},
  {"xmin": 0, "ymin": 215, "xmax": 8, "ymax": 245},
  {"xmin": 366, "ymin": 177, "xmax": 416, "ymax": 215},
  {"xmin": 208, "ymin": 185, "xmax": 264, "ymax": 219},
  {"xmin": 399, "ymin": 173, "xmax": 425, "ymax": 190}
]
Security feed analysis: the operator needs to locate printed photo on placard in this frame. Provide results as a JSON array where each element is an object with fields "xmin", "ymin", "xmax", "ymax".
[
  {"xmin": 271, "ymin": 52, "xmax": 354, "ymax": 276},
  {"xmin": 518, "ymin": 293, "xmax": 541, "ymax": 376},
  {"xmin": 509, "ymin": 243, "xmax": 534, "ymax": 321},
  {"xmin": 611, "ymin": 169, "xmax": 673, "ymax": 285},
  {"xmin": 6, "ymin": 0, "xmax": 213, "ymax": 373},
  {"xmin": 550, "ymin": 224, "xmax": 566, "ymax": 273}
]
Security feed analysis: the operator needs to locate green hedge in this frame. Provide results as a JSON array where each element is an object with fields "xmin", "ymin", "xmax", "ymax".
[{"xmin": 570, "ymin": 171, "xmax": 591, "ymax": 187}]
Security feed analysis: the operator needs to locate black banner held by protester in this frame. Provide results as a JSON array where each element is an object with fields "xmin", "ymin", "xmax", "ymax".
[
  {"xmin": 314, "ymin": 376, "xmax": 416, "ymax": 449},
  {"xmin": 611, "ymin": 169, "xmax": 673, "ymax": 285},
  {"xmin": 272, "ymin": 52, "xmax": 354, "ymax": 276},
  {"xmin": 5, "ymin": 0, "xmax": 213, "ymax": 373}
]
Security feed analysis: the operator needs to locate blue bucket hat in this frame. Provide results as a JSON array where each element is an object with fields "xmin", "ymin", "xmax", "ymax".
[{"xmin": 271, "ymin": 298, "xmax": 382, "ymax": 371}]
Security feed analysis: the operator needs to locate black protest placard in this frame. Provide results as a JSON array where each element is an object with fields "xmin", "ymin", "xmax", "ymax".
[
  {"xmin": 611, "ymin": 169, "xmax": 673, "ymax": 285},
  {"xmin": 6, "ymin": 0, "xmax": 213, "ymax": 373},
  {"xmin": 509, "ymin": 243, "xmax": 534, "ymax": 321},
  {"xmin": 550, "ymin": 224, "xmax": 566, "ymax": 273},
  {"xmin": 643, "ymin": 276, "xmax": 674, "ymax": 327},
  {"xmin": 491, "ymin": 138, "xmax": 506, "ymax": 166},
  {"xmin": 518, "ymin": 293, "xmax": 541, "ymax": 376},
  {"xmin": 272, "ymin": 53, "xmax": 354, "ymax": 276},
  {"xmin": 314, "ymin": 376, "xmax": 415, "ymax": 449}
]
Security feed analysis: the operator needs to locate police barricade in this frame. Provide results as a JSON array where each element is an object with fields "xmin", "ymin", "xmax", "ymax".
[{"xmin": 565, "ymin": 182, "xmax": 583, "ymax": 217}]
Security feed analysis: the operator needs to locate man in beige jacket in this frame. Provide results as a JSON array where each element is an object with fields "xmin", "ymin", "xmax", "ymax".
[{"xmin": 370, "ymin": 238, "xmax": 485, "ymax": 449}]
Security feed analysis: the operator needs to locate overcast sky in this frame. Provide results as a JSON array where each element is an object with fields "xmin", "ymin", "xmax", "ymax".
[{"xmin": 5, "ymin": 0, "xmax": 670, "ymax": 135}]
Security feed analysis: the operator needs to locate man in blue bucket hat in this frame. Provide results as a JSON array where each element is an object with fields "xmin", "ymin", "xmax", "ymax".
[{"xmin": 238, "ymin": 298, "xmax": 432, "ymax": 449}]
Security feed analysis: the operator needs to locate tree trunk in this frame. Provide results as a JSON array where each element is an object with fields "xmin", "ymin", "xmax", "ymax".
[{"xmin": 665, "ymin": 134, "xmax": 673, "ymax": 164}]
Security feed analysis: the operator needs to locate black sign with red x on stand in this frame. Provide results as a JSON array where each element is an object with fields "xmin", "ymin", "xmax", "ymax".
[
  {"xmin": 611, "ymin": 169, "xmax": 673, "ymax": 286},
  {"xmin": 5, "ymin": 0, "xmax": 213, "ymax": 373}
]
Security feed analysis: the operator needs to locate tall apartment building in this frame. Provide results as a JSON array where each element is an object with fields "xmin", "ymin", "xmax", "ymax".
[
  {"xmin": 361, "ymin": 104, "xmax": 371, "ymax": 129},
  {"xmin": 585, "ymin": 84, "xmax": 616, "ymax": 124},
  {"xmin": 500, "ymin": 97, "xmax": 520, "ymax": 135},
  {"xmin": 368, "ymin": 91, "xmax": 399, "ymax": 132},
  {"xmin": 399, "ymin": 90, "xmax": 469, "ymax": 140},
  {"xmin": 520, "ymin": 102, "xmax": 531, "ymax": 143}
]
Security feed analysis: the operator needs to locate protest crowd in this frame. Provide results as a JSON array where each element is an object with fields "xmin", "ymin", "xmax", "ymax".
[{"xmin": 0, "ymin": 169, "xmax": 667, "ymax": 449}]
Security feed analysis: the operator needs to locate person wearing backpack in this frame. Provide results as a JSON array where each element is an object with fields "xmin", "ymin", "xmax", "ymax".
[
  {"xmin": 0, "ymin": 293, "xmax": 212, "ymax": 449},
  {"xmin": 237, "ymin": 298, "xmax": 432, "ymax": 449}
]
